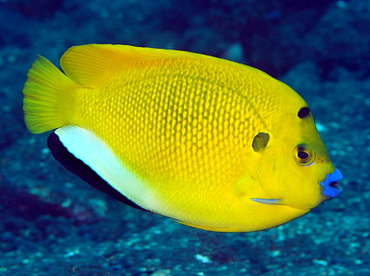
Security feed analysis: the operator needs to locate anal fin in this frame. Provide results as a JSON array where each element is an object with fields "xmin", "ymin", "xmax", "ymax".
[{"xmin": 47, "ymin": 131, "xmax": 148, "ymax": 212}]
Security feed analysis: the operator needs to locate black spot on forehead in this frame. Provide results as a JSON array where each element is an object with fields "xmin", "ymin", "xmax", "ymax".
[{"xmin": 298, "ymin": 107, "xmax": 311, "ymax": 119}]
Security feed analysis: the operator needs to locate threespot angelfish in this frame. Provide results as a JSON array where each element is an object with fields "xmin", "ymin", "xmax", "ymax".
[{"xmin": 22, "ymin": 44, "xmax": 343, "ymax": 232}]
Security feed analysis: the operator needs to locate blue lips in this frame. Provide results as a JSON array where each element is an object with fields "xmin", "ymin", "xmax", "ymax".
[{"xmin": 320, "ymin": 169, "xmax": 343, "ymax": 199}]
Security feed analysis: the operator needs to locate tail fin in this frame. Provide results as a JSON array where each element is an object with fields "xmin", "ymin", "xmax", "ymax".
[{"xmin": 23, "ymin": 56, "xmax": 76, "ymax": 134}]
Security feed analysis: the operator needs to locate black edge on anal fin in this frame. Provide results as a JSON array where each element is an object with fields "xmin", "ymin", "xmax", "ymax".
[{"xmin": 47, "ymin": 132, "xmax": 148, "ymax": 212}]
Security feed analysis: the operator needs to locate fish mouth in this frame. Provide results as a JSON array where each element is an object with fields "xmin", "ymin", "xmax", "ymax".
[{"xmin": 320, "ymin": 169, "xmax": 343, "ymax": 199}]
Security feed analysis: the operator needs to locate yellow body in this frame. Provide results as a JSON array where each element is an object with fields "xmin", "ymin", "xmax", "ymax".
[{"xmin": 23, "ymin": 44, "xmax": 338, "ymax": 232}]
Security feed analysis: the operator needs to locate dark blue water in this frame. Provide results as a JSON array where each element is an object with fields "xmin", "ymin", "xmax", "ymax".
[{"xmin": 1, "ymin": 0, "xmax": 369, "ymax": 275}]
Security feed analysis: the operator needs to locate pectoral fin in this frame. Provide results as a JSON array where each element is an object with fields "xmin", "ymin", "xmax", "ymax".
[{"xmin": 250, "ymin": 198, "xmax": 282, "ymax": 205}]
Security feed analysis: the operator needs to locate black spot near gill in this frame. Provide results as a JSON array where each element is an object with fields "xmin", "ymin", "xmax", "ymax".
[
  {"xmin": 298, "ymin": 107, "xmax": 311, "ymax": 119},
  {"xmin": 252, "ymin": 132, "xmax": 270, "ymax": 152}
]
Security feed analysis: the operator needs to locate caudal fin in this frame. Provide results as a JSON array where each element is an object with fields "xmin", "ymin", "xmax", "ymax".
[{"xmin": 22, "ymin": 56, "xmax": 76, "ymax": 134}]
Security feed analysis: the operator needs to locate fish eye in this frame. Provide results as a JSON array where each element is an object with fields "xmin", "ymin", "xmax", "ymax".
[{"xmin": 293, "ymin": 144, "xmax": 315, "ymax": 165}]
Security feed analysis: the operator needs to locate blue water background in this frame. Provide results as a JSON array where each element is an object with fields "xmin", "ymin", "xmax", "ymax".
[{"xmin": 0, "ymin": 0, "xmax": 369, "ymax": 275}]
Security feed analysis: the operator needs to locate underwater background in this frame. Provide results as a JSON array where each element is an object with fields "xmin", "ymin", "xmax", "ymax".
[{"xmin": 0, "ymin": 0, "xmax": 369, "ymax": 275}]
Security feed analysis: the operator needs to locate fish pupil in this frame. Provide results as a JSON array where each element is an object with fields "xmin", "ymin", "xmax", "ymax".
[
  {"xmin": 298, "ymin": 150, "xmax": 309, "ymax": 160},
  {"xmin": 298, "ymin": 107, "xmax": 311, "ymax": 118}
]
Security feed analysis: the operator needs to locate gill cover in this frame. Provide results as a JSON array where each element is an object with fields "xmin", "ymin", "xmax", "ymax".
[
  {"xmin": 250, "ymin": 132, "xmax": 283, "ymax": 204},
  {"xmin": 252, "ymin": 105, "xmax": 342, "ymax": 210}
]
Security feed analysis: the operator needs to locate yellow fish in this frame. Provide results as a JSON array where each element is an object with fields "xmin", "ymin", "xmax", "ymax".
[{"xmin": 22, "ymin": 44, "xmax": 343, "ymax": 232}]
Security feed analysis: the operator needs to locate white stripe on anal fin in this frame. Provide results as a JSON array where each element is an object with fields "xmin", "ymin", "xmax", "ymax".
[{"xmin": 55, "ymin": 126, "xmax": 161, "ymax": 213}]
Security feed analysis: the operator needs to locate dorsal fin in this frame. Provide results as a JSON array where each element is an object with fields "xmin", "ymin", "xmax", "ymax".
[{"xmin": 59, "ymin": 44, "xmax": 275, "ymax": 89}]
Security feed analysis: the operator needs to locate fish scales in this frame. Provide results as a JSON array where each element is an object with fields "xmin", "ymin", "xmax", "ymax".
[
  {"xmin": 69, "ymin": 58, "xmax": 265, "ymax": 222},
  {"xmin": 74, "ymin": 59, "xmax": 254, "ymax": 185}
]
